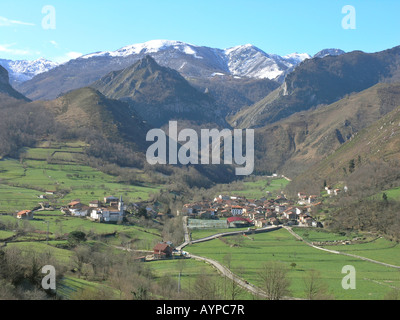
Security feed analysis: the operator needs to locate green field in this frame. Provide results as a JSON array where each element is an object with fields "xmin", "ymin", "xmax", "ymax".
[
  {"xmin": 0, "ymin": 230, "xmax": 15, "ymax": 241},
  {"xmin": 57, "ymin": 276, "xmax": 119, "ymax": 300},
  {"xmin": 376, "ymin": 186, "xmax": 400, "ymax": 201},
  {"xmin": 293, "ymin": 227, "xmax": 361, "ymax": 242},
  {"xmin": 150, "ymin": 258, "xmax": 255, "ymax": 299},
  {"xmin": 186, "ymin": 228, "xmax": 400, "ymax": 300},
  {"xmin": 0, "ymin": 213, "xmax": 162, "ymax": 250},
  {"xmin": 6, "ymin": 241, "xmax": 74, "ymax": 263},
  {"xmin": 0, "ymin": 143, "xmax": 162, "ymax": 213},
  {"xmin": 331, "ymin": 237, "xmax": 400, "ymax": 267}
]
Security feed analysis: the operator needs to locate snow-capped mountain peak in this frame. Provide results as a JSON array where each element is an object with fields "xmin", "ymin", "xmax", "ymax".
[
  {"xmin": 313, "ymin": 48, "xmax": 346, "ymax": 59},
  {"xmin": 224, "ymin": 44, "xmax": 310, "ymax": 80},
  {"xmin": 81, "ymin": 40, "xmax": 203, "ymax": 60},
  {"xmin": 283, "ymin": 52, "xmax": 311, "ymax": 64},
  {"xmin": 0, "ymin": 58, "xmax": 59, "ymax": 84}
]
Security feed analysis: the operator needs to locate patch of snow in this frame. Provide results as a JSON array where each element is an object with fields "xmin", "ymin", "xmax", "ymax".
[
  {"xmin": 81, "ymin": 40, "xmax": 203, "ymax": 59},
  {"xmin": 0, "ymin": 57, "xmax": 59, "ymax": 82}
]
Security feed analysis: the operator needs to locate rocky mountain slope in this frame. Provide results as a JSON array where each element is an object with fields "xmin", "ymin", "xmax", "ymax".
[
  {"xmin": 252, "ymin": 83, "xmax": 400, "ymax": 176},
  {"xmin": 91, "ymin": 55, "xmax": 227, "ymax": 128},
  {"xmin": 0, "ymin": 65, "xmax": 30, "ymax": 101},
  {"xmin": 230, "ymin": 46, "xmax": 400, "ymax": 129},
  {"xmin": 15, "ymin": 40, "xmax": 309, "ymax": 101}
]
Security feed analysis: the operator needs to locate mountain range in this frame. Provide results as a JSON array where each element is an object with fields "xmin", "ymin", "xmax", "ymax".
[
  {"xmin": 90, "ymin": 55, "xmax": 227, "ymax": 128},
  {"xmin": 230, "ymin": 46, "xmax": 400, "ymax": 128},
  {"xmin": 14, "ymin": 40, "xmax": 316, "ymax": 101},
  {"xmin": 0, "ymin": 58, "xmax": 58, "ymax": 86},
  {"xmin": 2, "ymin": 40, "xmax": 400, "ymax": 194}
]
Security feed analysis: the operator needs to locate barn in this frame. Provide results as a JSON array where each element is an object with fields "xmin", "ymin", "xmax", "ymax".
[{"xmin": 227, "ymin": 216, "xmax": 252, "ymax": 228}]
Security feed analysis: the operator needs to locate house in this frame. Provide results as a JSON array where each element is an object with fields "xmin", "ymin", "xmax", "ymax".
[
  {"xmin": 275, "ymin": 195, "xmax": 287, "ymax": 203},
  {"xmin": 298, "ymin": 192, "xmax": 308, "ymax": 200},
  {"xmin": 325, "ymin": 186, "xmax": 333, "ymax": 195},
  {"xmin": 266, "ymin": 209, "xmax": 277, "ymax": 219},
  {"xmin": 227, "ymin": 216, "xmax": 252, "ymax": 228},
  {"xmin": 89, "ymin": 200, "xmax": 100, "ymax": 208},
  {"xmin": 218, "ymin": 209, "xmax": 230, "ymax": 217},
  {"xmin": 308, "ymin": 195, "xmax": 318, "ymax": 204},
  {"xmin": 334, "ymin": 189, "xmax": 341, "ymax": 196},
  {"xmin": 282, "ymin": 208, "xmax": 297, "ymax": 220},
  {"xmin": 68, "ymin": 200, "xmax": 81, "ymax": 208},
  {"xmin": 254, "ymin": 219, "xmax": 268, "ymax": 228},
  {"xmin": 104, "ymin": 196, "xmax": 119, "ymax": 204},
  {"xmin": 269, "ymin": 217, "xmax": 280, "ymax": 226},
  {"xmin": 312, "ymin": 220, "xmax": 323, "ymax": 228},
  {"xmin": 90, "ymin": 197, "xmax": 124, "ymax": 223},
  {"xmin": 66, "ymin": 200, "xmax": 89, "ymax": 217},
  {"xmin": 182, "ymin": 204, "xmax": 194, "ymax": 215},
  {"xmin": 218, "ymin": 195, "xmax": 230, "ymax": 201},
  {"xmin": 304, "ymin": 217, "xmax": 313, "ymax": 226},
  {"xmin": 153, "ymin": 242, "xmax": 173, "ymax": 259},
  {"xmin": 299, "ymin": 213, "xmax": 309, "ymax": 224},
  {"xmin": 17, "ymin": 210, "xmax": 33, "ymax": 220},
  {"xmin": 231, "ymin": 206, "xmax": 244, "ymax": 216},
  {"xmin": 70, "ymin": 206, "xmax": 90, "ymax": 217},
  {"xmin": 275, "ymin": 205, "xmax": 287, "ymax": 213}
]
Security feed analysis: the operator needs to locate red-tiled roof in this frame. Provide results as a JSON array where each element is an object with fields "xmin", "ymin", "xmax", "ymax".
[
  {"xmin": 227, "ymin": 217, "xmax": 251, "ymax": 223},
  {"xmin": 153, "ymin": 243, "xmax": 171, "ymax": 252},
  {"xmin": 17, "ymin": 210, "xmax": 31, "ymax": 216}
]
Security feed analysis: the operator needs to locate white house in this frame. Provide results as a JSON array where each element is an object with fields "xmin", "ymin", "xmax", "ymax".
[
  {"xmin": 70, "ymin": 207, "xmax": 89, "ymax": 217},
  {"xmin": 231, "ymin": 206, "xmax": 244, "ymax": 216},
  {"xmin": 91, "ymin": 196, "xmax": 124, "ymax": 223}
]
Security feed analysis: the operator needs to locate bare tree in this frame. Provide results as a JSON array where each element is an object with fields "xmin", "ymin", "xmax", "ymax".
[
  {"xmin": 192, "ymin": 272, "xmax": 222, "ymax": 300},
  {"xmin": 303, "ymin": 269, "xmax": 334, "ymax": 300},
  {"xmin": 258, "ymin": 261, "xmax": 291, "ymax": 300}
]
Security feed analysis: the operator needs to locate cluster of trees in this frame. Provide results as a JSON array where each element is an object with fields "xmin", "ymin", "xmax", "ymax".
[
  {"xmin": 327, "ymin": 197, "xmax": 400, "ymax": 241},
  {"xmin": 0, "ymin": 246, "xmax": 65, "ymax": 300},
  {"xmin": 0, "ymin": 97, "xmax": 57, "ymax": 158}
]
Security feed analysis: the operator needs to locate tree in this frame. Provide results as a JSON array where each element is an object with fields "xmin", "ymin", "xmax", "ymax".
[
  {"xmin": 258, "ymin": 261, "xmax": 291, "ymax": 300},
  {"xmin": 303, "ymin": 269, "xmax": 334, "ymax": 300},
  {"xmin": 132, "ymin": 286, "xmax": 149, "ymax": 300},
  {"xmin": 68, "ymin": 231, "xmax": 87, "ymax": 246},
  {"xmin": 349, "ymin": 159, "xmax": 355, "ymax": 173},
  {"xmin": 192, "ymin": 273, "xmax": 222, "ymax": 300},
  {"xmin": 137, "ymin": 207, "xmax": 148, "ymax": 219}
]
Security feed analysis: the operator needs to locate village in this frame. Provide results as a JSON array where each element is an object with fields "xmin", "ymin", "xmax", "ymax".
[
  {"xmin": 14, "ymin": 183, "xmax": 350, "ymax": 230},
  {"xmin": 12, "ymin": 182, "xmax": 348, "ymax": 262},
  {"xmin": 181, "ymin": 192, "xmax": 324, "ymax": 229}
]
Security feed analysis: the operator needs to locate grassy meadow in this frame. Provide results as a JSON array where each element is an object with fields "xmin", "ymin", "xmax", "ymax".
[
  {"xmin": 186, "ymin": 228, "xmax": 400, "ymax": 300},
  {"xmin": 0, "ymin": 142, "xmax": 161, "ymax": 213}
]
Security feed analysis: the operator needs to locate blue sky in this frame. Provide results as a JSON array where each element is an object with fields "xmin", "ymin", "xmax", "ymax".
[{"xmin": 0, "ymin": 0, "xmax": 399, "ymax": 62}]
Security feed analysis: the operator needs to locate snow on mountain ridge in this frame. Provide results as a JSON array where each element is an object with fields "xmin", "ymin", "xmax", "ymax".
[
  {"xmin": 78, "ymin": 40, "xmax": 310, "ymax": 80},
  {"xmin": 81, "ymin": 40, "xmax": 203, "ymax": 59},
  {"xmin": 0, "ymin": 58, "xmax": 59, "ymax": 83},
  {"xmin": 224, "ymin": 44, "xmax": 310, "ymax": 80}
]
